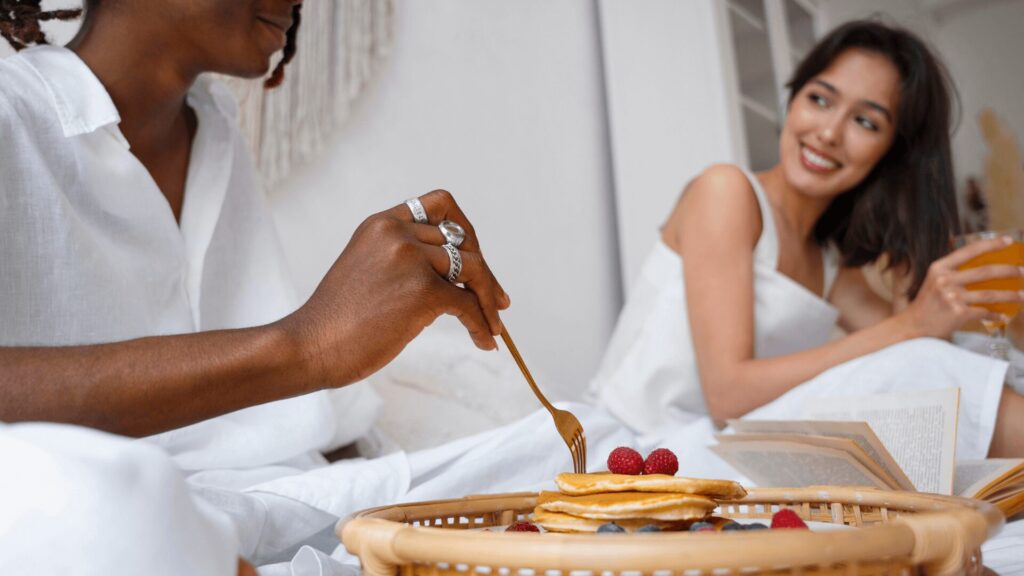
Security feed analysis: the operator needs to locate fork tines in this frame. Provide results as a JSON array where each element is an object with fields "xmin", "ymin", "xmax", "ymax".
[{"xmin": 570, "ymin": 432, "xmax": 587, "ymax": 473}]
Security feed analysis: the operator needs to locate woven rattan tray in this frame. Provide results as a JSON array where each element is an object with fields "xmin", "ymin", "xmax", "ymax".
[{"xmin": 339, "ymin": 486, "xmax": 1004, "ymax": 576}]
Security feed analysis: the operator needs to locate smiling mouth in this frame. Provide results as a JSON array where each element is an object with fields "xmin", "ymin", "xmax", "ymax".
[{"xmin": 800, "ymin": 144, "xmax": 841, "ymax": 173}]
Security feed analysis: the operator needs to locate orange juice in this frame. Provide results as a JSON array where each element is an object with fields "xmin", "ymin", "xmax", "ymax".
[{"xmin": 958, "ymin": 241, "xmax": 1024, "ymax": 321}]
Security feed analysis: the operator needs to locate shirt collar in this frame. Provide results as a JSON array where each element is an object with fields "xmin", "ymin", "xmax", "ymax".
[
  {"xmin": 18, "ymin": 45, "xmax": 121, "ymax": 139},
  {"xmin": 188, "ymin": 74, "xmax": 243, "ymax": 127}
]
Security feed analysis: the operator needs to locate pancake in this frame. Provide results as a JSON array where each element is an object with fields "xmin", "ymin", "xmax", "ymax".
[
  {"xmin": 531, "ymin": 509, "xmax": 693, "ymax": 533},
  {"xmin": 555, "ymin": 472, "xmax": 747, "ymax": 500},
  {"xmin": 536, "ymin": 490, "xmax": 716, "ymax": 521}
]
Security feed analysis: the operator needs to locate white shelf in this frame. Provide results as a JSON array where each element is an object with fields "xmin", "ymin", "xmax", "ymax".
[
  {"xmin": 924, "ymin": 0, "xmax": 997, "ymax": 21},
  {"xmin": 741, "ymin": 95, "xmax": 780, "ymax": 125},
  {"xmin": 723, "ymin": 0, "xmax": 819, "ymax": 170},
  {"xmin": 727, "ymin": 1, "xmax": 767, "ymax": 32}
]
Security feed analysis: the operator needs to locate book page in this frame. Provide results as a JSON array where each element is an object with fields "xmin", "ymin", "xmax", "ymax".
[
  {"xmin": 955, "ymin": 459, "xmax": 1018, "ymax": 497},
  {"xmin": 989, "ymin": 487, "xmax": 1024, "ymax": 519},
  {"xmin": 728, "ymin": 419, "xmax": 914, "ymax": 491},
  {"xmin": 716, "ymin": 432, "xmax": 900, "ymax": 489},
  {"xmin": 989, "ymin": 483, "xmax": 1024, "ymax": 501},
  {"xmin": 710, "ymin": 440, "xmax": 891, "ymax": 489},
  {"xmin": 956, "ymin": 459, "xmax": 1024, "ymax": 499},
  {"xmin": 801, "ymin": 388, "xmax": 959, "ymax": 495}
]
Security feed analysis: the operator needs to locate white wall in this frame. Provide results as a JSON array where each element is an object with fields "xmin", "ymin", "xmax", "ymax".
[
  {"xmin": 930, "ymin": 0, "xmax": 1024, "ymax": 184},
  {"xmin": 270, "ymin": 0, "xmax": 622, "ymax": 400},
  {"xmin": 598, "ymin": 0, "xmax": 741, "ymax": 293}
]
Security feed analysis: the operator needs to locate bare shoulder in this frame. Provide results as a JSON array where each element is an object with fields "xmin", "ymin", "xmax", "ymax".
[
  {"xmin": 663, "ymin": 163, "xmax": 762, "ymax": 253},
  {"xmin": 690, "ymin": 163, "xmax": 753, "ymax": 191}
]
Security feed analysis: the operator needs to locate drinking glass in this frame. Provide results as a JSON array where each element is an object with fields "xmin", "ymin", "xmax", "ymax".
[{"xmin": 956, "ymin": 229, "xmax": 1024, "ymax": 367}]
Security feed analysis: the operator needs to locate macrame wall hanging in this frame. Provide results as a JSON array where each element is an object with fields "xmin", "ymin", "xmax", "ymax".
[{"xmin": 218, "ymin": 0, "xmax": 394, "ymax": 191}]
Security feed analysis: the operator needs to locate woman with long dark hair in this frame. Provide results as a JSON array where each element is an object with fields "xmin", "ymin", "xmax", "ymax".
[{"xmin": 592, "ymin": 20, "xmax": 1024, "ymax": 458}]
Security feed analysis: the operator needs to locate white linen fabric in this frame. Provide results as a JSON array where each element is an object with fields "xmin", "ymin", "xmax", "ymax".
[
  {"xmin": 0, "ymin": 45, "xmax": 384, "ymax": 470},
  {"xmin": 743, "ymin": 337, "xmax": 1007, "ymax": 462},
  {"xmin": 0, "ymin": 422, "xmax": 238, "ymax": 576},
  {"xmin": 982, "ymin": 516, "xmax": 1024, "ymax": 575},
  {"xmin": 365, "ymin": 316, "xmax": 542, "ymax": 452},
  {"xmin": 955, "ymin": 330, "xmax": 1024, "ymax": 395},
  {"xmin": 590, "ymin": 168, "xmax": 841, "ymax": 432},
  {"xmin": 256, "ymin": 331, "xmax": 1013, "ymax": 573},
  {"xmin": 234, "ymin": 338, "xmax": 1007, "ymax": 573}
]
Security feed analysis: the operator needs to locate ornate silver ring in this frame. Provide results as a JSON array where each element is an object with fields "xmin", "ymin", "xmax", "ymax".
[
  {"xmin": 438, "ymin": 220, "xmax": 466, "ymax": 248},
  {"xmin": 442, "ymin": 243, "xmax": 462, "ymax": 283},
  {"xmin": 405, "ymin": 197, "xmax": 428, "ymax": 224}
]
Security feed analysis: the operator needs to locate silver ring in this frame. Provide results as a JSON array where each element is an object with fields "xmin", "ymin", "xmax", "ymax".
[
  {"xmin": 405, "ymin": 197, "xmax": 428, "ymax": 224},
  {"xmin": 438, "ymin": 220, "xmax": 466, "ymax": 248},
  {"xmin": 442, "ymin": 243, "xmax": 462, "ymax": 283}
]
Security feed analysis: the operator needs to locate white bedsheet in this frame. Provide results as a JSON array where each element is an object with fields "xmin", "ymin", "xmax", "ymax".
[
  {"xmin": 983, "ymin": 517, "xmax": 1024, "ymax": 575},
  {"xmin": 239, "ymin": 338, "xmax": 1019, "ymax": 575},
  {"xmin": 252, "ymin": 403, "xmax": 1023, "ymax": 576}
]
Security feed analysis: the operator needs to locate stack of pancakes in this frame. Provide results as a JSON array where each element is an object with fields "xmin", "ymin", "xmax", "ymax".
[{"xmin": 533, "ymin": 472, "xmax": 747, "ymax": 533}]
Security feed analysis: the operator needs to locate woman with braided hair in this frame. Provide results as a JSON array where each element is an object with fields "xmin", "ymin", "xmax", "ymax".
[
  {"xmin": 0, "ymin": 0, "xmax": 509, "ymax": 571},
  {"xmin": 1, "ymin": 0, "xmax": 300, "ymax": 84},
  {"xmin": 0, "ymin": 0, "xmax": 82, "ymax": 51}
]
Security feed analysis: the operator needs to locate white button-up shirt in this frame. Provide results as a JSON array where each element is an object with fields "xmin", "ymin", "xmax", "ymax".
[{"xmin": 0, "ymin": 46, "xmax": 335, "ymax": 470}]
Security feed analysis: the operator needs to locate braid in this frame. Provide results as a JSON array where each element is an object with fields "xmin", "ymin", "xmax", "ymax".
[
  {"xmin": 263, "ymin": 3, "xmax": 301, "ymax": 89},
  {"xmin": 1, "ymin": 0, "xmax": 82, "ymax": 51}
]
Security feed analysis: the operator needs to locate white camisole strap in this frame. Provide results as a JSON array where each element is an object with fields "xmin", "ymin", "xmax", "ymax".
[
  {"xmin": 739, "ymin": 167, "xmax": 841, "ymax": 298},
  {"xmin": 822, "ymin": 243, "xmax": 841, "ymax": 296},
  {"xmin": 738, "ymin": 168, "xmax": 780, "ymax": 270}
]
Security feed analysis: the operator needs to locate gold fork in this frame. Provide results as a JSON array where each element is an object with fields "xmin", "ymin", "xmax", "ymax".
[{"xmin": 499, "ymin": 327, "xmax": 587, "ymax": 474}]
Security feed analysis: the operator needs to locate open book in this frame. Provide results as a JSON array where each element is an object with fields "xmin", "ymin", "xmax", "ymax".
[{"xmin": 710, "ymin": 388, "xmax": 1024, "ymax": 517}]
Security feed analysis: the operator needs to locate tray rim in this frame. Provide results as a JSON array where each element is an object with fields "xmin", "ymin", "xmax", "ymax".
[{"xmin": 338, "ymin": 486, "xmax": 1004, "ymax": 576}]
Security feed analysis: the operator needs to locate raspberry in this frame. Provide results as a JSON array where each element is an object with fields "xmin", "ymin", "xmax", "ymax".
[
  {"xmin": 506, "ymin": 521, "xmax": 540, "ymax": 533},
  {"xmin": 770, "ymin": 509, "xmax": 808, "ymax": 530},
  {"xmin": 643, "ymin": 448, "xmax": 679, "ymax": 476},
  {"xmin": 607, "ymin": 446, "xmax": 644, "ymax": 475}
]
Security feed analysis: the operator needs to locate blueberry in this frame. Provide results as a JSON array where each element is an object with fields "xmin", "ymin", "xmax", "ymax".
[
  {"xmin": 597, "ymin": 522, "xmax": 626, "ymax": 533},
  {"xmin": 744, "ymin": 522, "xmax": 769, "ymax": 531},
  {"xmin": 636, "ymin": 524, "xmax": 661, "ymax": 533},
  {"xmin": 688, "ymin": 521, "xmax": 714, "ymax": 532},
  {"xmin": 721, "ymin": 522, "xmax": 745, "ymax": 531}
]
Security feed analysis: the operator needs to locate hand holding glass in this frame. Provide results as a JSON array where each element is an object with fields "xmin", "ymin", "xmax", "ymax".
[{"xmin": 956, "ymin": 229, "xmax": 1024, "ymax": 364}]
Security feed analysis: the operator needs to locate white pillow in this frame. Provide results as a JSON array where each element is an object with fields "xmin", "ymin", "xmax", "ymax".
[
  {"xmin": 364, "ymin": 317, "xmax": 541, "ymax": 452},
  {"xmin": 321, "ymin": 381, "xmax": 383, "ymax": 452}
]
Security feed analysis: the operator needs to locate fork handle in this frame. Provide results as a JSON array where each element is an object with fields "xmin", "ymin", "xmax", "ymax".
[{"xmin": 499, "ymin": 328, "xmax": 556, "ymax": 413}]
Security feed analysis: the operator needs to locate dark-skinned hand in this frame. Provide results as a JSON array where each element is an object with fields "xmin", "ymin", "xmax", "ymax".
[{"xmin": 280, "ymin": 189, "xmax": 511, "ymax": 387}]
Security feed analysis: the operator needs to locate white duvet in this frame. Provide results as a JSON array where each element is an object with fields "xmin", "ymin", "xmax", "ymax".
[{"xmin": 230, "ymin": 337, "xmax": 1023, "ymax": 575}]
